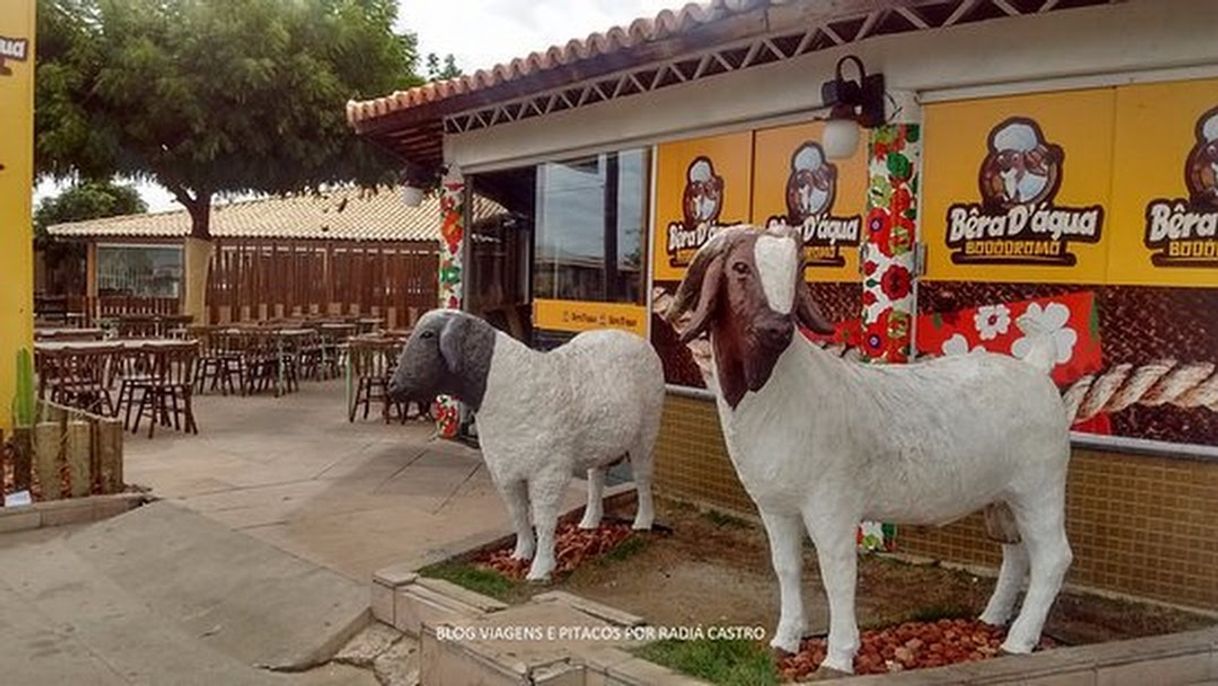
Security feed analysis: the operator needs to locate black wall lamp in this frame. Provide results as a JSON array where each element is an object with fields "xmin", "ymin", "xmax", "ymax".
[{"xmin": 820, "ymin": 55, "xmax": 886, "ymax": 159}]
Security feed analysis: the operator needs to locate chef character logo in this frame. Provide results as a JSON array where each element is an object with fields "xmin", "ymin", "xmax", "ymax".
[
  {"xmin": 980, "ymin": 118, "xmax": 1063, "ymax": 210},
  {"xmin": 1143, "ymin": 106, "xmax": 1218, "ymax": 268},
  {"xmin": 785, "ymin": 143, "xmax": 837, "ymax": 221},
  {"xmin": 946, "ymin": 116, "xmax": 1102, "ymax": 267},
  {"xmin": 666, "ymin": 156, "xmax": 734, "ymax": 268},
  {"xmin": 682, "ymin": 157, "xmax": 724, "ymax": 228},
  {"xmin": 1185, "ymin": 107, "xmax": 1218, "ymax": 208},
  {"xmin": 766, "ymin": 141, "xmax": 860, "ymax": 268}
]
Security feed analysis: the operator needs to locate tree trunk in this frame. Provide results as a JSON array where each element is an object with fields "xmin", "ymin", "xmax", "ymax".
[{"xmin": 183, "ymin": 198, "xmax": 213, "ymax": 324}]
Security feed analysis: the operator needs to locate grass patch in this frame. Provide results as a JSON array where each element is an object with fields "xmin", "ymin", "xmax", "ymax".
[
  {"xmin": 418, "ymin": 560, "xmax": 521, "ymax": 603},
  {"xmin": 634, "ymin": 639, "xmax": 778, "ymax": 686},
  {"xmin": 600, "ymin": 535, "xmax": 649, "ymax": 563},
  {"xmin": 703, "ymin": 509, "xmax": 751, "ymax": 530}
]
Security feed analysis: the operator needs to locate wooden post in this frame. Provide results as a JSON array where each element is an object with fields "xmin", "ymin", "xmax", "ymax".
[
  {"xmin": 34, "ymin": 422, "xmax": 63, "ymax": 500},
  {"xmin": 65, "ymin": 420, "xmax": 91, "ymax": 498},
  {"xmin": 11, "ymin": 426, "xmax": 32, "ymax": 491},
  {"xmin": 96, "ymin": 417, "xmax": 123, "ymax": 494}
]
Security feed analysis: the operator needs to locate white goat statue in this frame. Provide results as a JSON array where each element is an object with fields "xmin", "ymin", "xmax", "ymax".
[
  {"xmin": 666, "ymin": 226, "xmax": 1072, "ymax": 675},
  {"xmin": 387, "ymin": 310, "xmax": 664, "ymax": 581}
]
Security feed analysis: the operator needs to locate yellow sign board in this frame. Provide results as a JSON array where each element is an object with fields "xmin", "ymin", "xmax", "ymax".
[
  {"xmin": 1109, "ymin": 78, "xmax": 1218, "ymax": 287},
  {"xmin": 533, "ymin": 299, "xmax": 648, "ymax": 337},
  {"xmin": 0, "ymin": 0, "xmax": 35, "ymax": 432},
  {"xmin": 922, "ymin": 89, "xmax": 1115, "ymax": 284},
  {"xmin": 652, "ymin": 131, "xmax": 753, "ymax": 282},
  {"xmin": 752, "ymin": 121, "xmax": 868, "ymax": 282}
]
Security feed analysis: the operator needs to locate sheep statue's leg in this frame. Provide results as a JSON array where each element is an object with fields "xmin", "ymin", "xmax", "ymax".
[
  {"xmin": 979, "ymin": 542, "xmax": 1029, "ymax": 626},
  {"xmin": 578, "ymin": 467, "xmax": 606, "ymax": 530},
  {"xmin": 1001, "ymin": 489, "xmax": 1072, "ymax": 654},
  {"xmin": 629, "ymin": 439, "xmax": 656, "ymax": 531},
  {"xmin": 525, "ymin": 468, "xmax": 569, "ymax": 582},
  {"xmin": 501, "ymin": 479, "xmax": 535, "ymax": 561},
  {"xmin": 760, "ymin": 510, "xmax": 807, "ymax": 654},
  {"xmin": 805, "ymin": 514, "xmax": 860, "ymax": 674}
]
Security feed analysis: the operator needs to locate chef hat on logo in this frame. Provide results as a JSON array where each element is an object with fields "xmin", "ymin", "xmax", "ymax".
[
  {"xmin": 793, "ymin": 144, "xmax": 825, "ymax": 172},
  {"xmin": 689, "ymin": 158, "xmax": 714, "ymax": 183},
  {"xmin": 1203, "ymin": 111, "xmax": 1218, "ymax": 144},
  {"xmin": 992, "ymin": 121, "xmax": 1041, "ymax": 153}
]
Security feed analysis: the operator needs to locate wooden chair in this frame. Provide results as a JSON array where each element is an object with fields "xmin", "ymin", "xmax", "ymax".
[
  {"xmin": 348, "ymin": 338, "xmax": 394, "ymax": 422},
  {"xmin": 40, "ymin": 346, "xmax": 120, "ymax": 416},
  {"xmin": 130, "ymin": 342, "xmax": 199, "ymax": 437}
]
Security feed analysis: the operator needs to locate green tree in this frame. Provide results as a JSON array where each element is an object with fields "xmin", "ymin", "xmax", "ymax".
[
  {"xmin": 426, "ymin": 52, "xmax": 462, "ymax": 81},
  {"xmin": 34, "ymin": 180, "xmax": 146, "ymax": 237},
  {"xmin": 36, "ymin": 0, "xmax": 422, "ymax": 318}
]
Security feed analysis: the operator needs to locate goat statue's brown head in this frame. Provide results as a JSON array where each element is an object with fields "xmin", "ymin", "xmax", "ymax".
[{"xmin": 665, "ymin": 226, "xmax": 834, "ymax": 409}]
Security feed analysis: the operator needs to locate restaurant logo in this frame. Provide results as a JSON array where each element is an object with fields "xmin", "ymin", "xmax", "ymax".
[
  {"xmin": 666, "ymin": 156, "xmax": 731, "ymax": 267},
  {"xmin": 1143, "ymin": 106, "xmax": 1218, "ymax": 267},
  {"xmin": 0, "ymin": 35, "xmax": 28, "ymax": 76},
  {"xmin": 766, "ymin": 141, "xmax": 861, "ymax": 268},
  {"xmin": 946, "ymin": 117, "xmax": 1103, "ymax": 266}
]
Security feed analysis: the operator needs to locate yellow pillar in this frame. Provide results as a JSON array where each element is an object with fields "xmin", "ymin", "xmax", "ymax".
[{"xmin": 0, "ymin": 0, "xmax": 36, "ymax": 433}]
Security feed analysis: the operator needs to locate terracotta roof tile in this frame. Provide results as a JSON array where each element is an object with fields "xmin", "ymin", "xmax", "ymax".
[{"xmin": 47, "ymin": 186, "xmax": 504, "ymax": 243}]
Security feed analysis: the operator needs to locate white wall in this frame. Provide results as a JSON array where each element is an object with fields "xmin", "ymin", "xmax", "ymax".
[{"xmin": 446, "ymin": 0, "xmax": 1218, "ymax": 172}]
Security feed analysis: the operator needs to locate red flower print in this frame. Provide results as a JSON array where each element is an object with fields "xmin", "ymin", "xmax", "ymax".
[
  {"xmin": 892, "ymin": 187, "xmax": 913, "ymax": 215},
  {"xmin": 862, "ymin": 310, "xmax": 891, "ymax": 359},
  {"xmin": 863, "ymin": 260, "xmax": 878, "ymax": 276},
  {"xmin": 865, "ymin": 209, "xmax": 892, "ymax": 249},
  {"xmin": 880, "ymin": 264, "xmax": 912, "ymax": 301},
  {"xmin": 862, "ymin": 290, "xmax": 878, "ymax": 307}
]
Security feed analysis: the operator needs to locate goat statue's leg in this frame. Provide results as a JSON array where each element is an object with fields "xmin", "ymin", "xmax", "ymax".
[
  {"xmin": 760, "ymin": 510, "xmax": 807, "ymax": 655},
  {"xmin": 1002, "ymin": 487, "xmax": 1072, "ymax": 654},
  {"xmin": 501, "ymin": 479, "xmax": 535, "ymax": 562},
  {"xmin": 980, "ymin": 542, "xmax": 1029, "ymax": 626},
  {"xmin": 525, "ymin": 468, "xmax": 570, "ymax": 582},
  {"xmin": 629, "ymin": 438, "xmax": 656, "ymax": 531},
  {"xmin": 805, "ymin": 512, "xmax": 861, "ymax": 674},
  {"xmin": 578, "ymin": 467, "xmax": 606, "ymax": 530}
]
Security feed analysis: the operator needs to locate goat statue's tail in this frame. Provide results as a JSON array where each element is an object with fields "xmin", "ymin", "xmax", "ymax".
[{"xmin": 1014, "ymin": 312, "xmax": 1058, "ymax": 375}]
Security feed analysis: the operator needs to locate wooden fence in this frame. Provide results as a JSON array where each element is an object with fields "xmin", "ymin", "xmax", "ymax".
[
  {"xmin": 2, "ymin": 401, "xmax": 124, "ymax": 502},
  {"xmin": 206, "ymin": 240, "xmax": 439, "ymax": 328}
]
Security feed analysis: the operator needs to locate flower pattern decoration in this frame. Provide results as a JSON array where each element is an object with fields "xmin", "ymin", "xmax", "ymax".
[
  {"xmin": 1012, "ymin": 302, "xmax": 1078, "ymax": 365},
  {"xmin": 973, "ymin": 304, "xmax": 1011, "ymax": 341}
]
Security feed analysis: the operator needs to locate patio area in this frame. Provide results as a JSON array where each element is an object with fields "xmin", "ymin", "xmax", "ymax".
[{"xmin": 123, "ymin": 378, "xmax": 583, "ymax": 582}]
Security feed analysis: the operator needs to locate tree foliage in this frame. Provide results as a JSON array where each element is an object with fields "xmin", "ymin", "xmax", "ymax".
[
  {"xmin": 34, "ymin": 179, "xmax": 146, "ymax": 233},
  {"xmin": 425, "ymin": 52, "xmax": 462, "ymax": 81},
  {"xmin": 36, "ymin": 0, "xmax": 422, "ymax": 238}
]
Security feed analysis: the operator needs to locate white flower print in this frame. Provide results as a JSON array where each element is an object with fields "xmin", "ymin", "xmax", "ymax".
[
  {"xmin": 1012, "ymin": 302, "xmax": 1077, "ymax": 365},
  {"xmin": 973, "ymin": 304, "xmax": 1011, "ymax": 341},
  {"xmin": 940, "ymin": 333, "xmax": 982, "ymax": 357}
]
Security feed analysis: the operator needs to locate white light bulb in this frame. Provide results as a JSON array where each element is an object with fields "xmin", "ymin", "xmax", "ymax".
[{"xmin": 823, "ymin": 118, "xmax": 861, "ymax": 160}]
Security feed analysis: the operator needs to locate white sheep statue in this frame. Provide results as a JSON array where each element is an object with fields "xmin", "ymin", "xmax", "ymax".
[
  {"xmin": 387, "ymin": 310, "xmax": 664, "ymax": 581},
  {"xmin": 666, "ymin": 225, "xmax": 1072, "ymax": 675}
]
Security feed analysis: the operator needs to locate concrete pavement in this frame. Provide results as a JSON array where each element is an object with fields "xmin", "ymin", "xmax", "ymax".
[{"xmin": 123, "ymin": 379, "xmax": 583, "ymax": 582}]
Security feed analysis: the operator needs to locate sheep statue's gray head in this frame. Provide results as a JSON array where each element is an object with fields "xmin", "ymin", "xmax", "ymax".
[
  {"xmin": 665, "ymin": 225, "xmax": 834, "ymax": 409},
  {"xmin": 387, "ymin": 310, "xmax": 496, "ymax": 410}
]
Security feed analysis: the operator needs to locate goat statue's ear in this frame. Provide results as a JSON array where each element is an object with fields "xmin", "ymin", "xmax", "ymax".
[
  {"xmin": 794, "ymin": 282, "xmax": 835, "ymax": 335},
  {"xmin": 438, "ymin": 314, "xmax": 466, "ymax": 374},
  {"xmin": 676, "ymin": 255, "xmax": 724, "ymax": 344}
]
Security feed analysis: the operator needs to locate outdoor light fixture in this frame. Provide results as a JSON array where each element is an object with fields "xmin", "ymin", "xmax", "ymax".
[
  {"xmin": 400, "ymin": 161, "xmax": 433, "ymax": 207},
  {"xmin": 820, "ymin": 55, "xmax": 885, "ymax": 160}
]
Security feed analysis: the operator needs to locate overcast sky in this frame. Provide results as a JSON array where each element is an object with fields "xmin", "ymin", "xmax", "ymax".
[{"xmin": 34, "ymin": 0, "xmax": 677, "ymax": 214}]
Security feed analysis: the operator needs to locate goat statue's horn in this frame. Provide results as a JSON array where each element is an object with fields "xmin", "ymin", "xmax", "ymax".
[{"xmin": 666, "ymin": 227, "xmax": 742, "ymax": 322}]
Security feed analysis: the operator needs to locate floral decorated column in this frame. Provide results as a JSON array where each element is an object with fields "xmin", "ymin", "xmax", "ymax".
[
  {"xmin": 435, "ymin": 166, "xmax": 465, "ymax": 438},
  {"xmin": 861, "ymin": 123, "xmax": 920, "ymax": 364},
  {"xmin": 857, "ymin": 123, "xmax": 921, "ymax": 552}
]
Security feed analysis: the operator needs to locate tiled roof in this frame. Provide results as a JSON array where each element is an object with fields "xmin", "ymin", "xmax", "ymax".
[
  {"xmin": 47, "ymin": 186, "xmax": 503, "ymax": 243},
  {"xmin": 346, "ymin": 0, "xmax": 760, "ymax": 127}
]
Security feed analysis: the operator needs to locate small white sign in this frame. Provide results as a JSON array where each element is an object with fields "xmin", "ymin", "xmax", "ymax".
[{"xmin": 5, "ymin": 490, "xmax": 32, "ymax": 507}]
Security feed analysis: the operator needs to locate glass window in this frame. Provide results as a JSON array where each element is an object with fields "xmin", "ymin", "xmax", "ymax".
[
  {"xmin": 534, "ymin": 148, "xmax": 649, "ymax": 304},
  {"xmin": 96, "ymin": 245, "xmax": 183, "ymax": 297}
]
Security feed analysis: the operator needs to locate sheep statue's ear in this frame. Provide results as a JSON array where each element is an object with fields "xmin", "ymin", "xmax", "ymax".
[
  {"xmin": 794, "ymin": 282, "xmax": 835, "ymax": 335},
  {"xmin": 666, "ymin": 229, "xmax": 736, "ymax": 344},
  {"xmin": 438, "ymin": 314, "xmax": 467, "ymax": 374}
]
